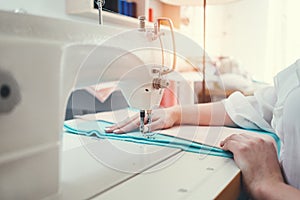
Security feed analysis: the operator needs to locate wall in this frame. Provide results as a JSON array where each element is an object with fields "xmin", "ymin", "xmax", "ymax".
[
  {"xmin": 220, "ymin": 0, "xmax": 270, "ymax": 81},
  {"xmin": 284, "ymin": 0, "xmax": 300, "ymax": 72},
  {"xmin": 180, "ymin": 0, "xmax": 300, "ymax": 83},
  {"xmin": 222, "ymin": 0, "xmax": 300, "ymax": 82},
  {"xmin": 180, "ymin": 0, "xmax": 270, "ymax": 82},
  {"xmin": 0, "ymin": 0, "xmax": 124, "ymax": 29}
]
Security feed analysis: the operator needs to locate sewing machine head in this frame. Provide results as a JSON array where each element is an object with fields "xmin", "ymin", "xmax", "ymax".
[{"xmin": 0, "ymin": 10, "xmax": 208, "ymax": 199}]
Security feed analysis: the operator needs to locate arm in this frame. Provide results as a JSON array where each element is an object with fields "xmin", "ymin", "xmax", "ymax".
[
  {"xmin": 105, "ymin": 101, "xmax": 236, "ymax": 133},
  {"xmin": 173, "ymin": 101, "xmax": 237, "ymax": 127},
  {"xmin": 259, "ymin": 182, "xmax": 300, "ymax": 200}
]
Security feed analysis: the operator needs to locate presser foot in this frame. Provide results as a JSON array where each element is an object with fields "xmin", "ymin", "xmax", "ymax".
[
  {"xmin": 139, "ymin": 110, "xmax": 156, "ymax": 139},
  {"xmin": 141, "ymin": 126, "xmax": 157, "ymax": 139}
]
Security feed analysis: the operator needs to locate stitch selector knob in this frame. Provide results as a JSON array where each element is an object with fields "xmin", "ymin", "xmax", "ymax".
[{"xmin": 0, "ymin": 69, "xmax": 21, "ymax": 113}]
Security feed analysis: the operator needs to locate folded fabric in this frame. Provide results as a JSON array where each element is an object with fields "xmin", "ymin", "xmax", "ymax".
[
  {"xmin": 64, "ymin": 120, "xmax": 234, "ymax": 158},
  {"xmin": 64, "ymin": 119, "xmax": 281, "ymax": 158}
]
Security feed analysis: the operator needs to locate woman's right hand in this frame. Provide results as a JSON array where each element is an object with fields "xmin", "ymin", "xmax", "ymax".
[
  {"xmin": 220, "ymin": 133, "xmax": 284, "ymax": 198},
  {"xmin": 104, "ymin": 106, "xmax": 180, "ymax": 134}
]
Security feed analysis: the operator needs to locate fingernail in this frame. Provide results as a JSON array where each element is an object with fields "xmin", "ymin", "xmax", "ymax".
[
  {"xmin": 220, "ymin": 141, "xmax": 224, "ymax": 147},
  {"xmin": 113, "ymin": 129, "xmax": 122, "ymax": 134},
  {"xmin": 104, "ymin": 127, "xmax": 111, "ymax": 132}
]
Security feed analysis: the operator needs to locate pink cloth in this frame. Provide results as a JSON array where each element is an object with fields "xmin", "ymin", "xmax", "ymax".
[{"xmin": 85, "ymin": 82, "xmax": 119, "ymax": 103}]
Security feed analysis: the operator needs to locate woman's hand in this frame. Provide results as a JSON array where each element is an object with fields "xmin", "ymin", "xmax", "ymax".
[
  {"xmin": 220, "ymin": 133, "xmax": 284, "ymax": 198},
  {"xmin": 105, "ymin": 107, "xmax": 180, "ymax": 134}
]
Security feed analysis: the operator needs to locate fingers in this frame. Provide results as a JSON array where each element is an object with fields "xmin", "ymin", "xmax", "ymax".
[
  {"xmin": 221, "ymin": 139, "xmax": 243, "ymax": 153},
  {"xmin": 103, "ymin": 108, "xmax": 172, "ymax": 134},
  {"xmin": 220, "ymin": 133, "xmax": 274, "ymax": 154},
  {"xmin": 104, "ymin": 111, "xmax": 158, "ymax": 134},
  {"xmin": 220, "ymin": 134, "xmax": 246, "ymax": 151},
  {"xmin": 220, "ymin": 132, "xmax": 258, "ymax": 145},
  {"xmin": 220, "ymin": 134, "xmax": 244, "ymax": 147},
  {"xmin": 144, "ymin": 119, "xmax": 165, "ymax": 132},
  {"xmin": 104, "ymin": 110, "xmax": 167, "ymax": 134},
  {"xmin": 104, "ymin": 113, "xmax": 139, "ymax": 133},
  {"xmin": 110, "ymin": 120, "xmax": 140, "ymax": 134},
  {"xmin": 220, "ymin": 133, "xmax": 260, "ymax": 157},
  {"xmin": 113, "ymin": 115, "xmax": 165, "ymax": 134}
]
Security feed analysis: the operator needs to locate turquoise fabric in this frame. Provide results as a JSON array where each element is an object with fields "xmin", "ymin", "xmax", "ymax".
[{"xmin": 64, "ymin": 120, "xmax": 281, "ymax": 158}]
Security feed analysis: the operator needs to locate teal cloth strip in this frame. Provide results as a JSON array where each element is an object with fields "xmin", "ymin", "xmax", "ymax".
[
  {"xmin": 64, "ymin": 120, "xmax": 233, "ymax": 158},
  {"xmin": 63, "ymin": 120, "xmax": 282, "ymax": 158}
]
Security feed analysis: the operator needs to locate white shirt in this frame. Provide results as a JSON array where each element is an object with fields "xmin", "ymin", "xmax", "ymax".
[{"xmin": 223, "ymin": 59, "xmax": 300, "ymax": 189}]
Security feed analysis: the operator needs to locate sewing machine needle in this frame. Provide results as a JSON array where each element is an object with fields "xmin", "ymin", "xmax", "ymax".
[{"xmin": 140, "ymin": 110, "xmax": 145, "ymax": 133}]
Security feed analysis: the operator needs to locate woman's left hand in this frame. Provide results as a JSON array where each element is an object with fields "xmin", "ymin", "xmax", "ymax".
[{"xmin": 104, "ymin": 107, "xmax": 179, "ymax": 134}]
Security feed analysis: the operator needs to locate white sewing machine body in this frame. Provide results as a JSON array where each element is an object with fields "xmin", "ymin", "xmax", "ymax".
[
  {"xmin": 0, "ymin": 11, "xmax": 127, "ymax": 199},
  {"xmin": 0, "ymin": 10, "xmax": 240, "ymax": 199}
]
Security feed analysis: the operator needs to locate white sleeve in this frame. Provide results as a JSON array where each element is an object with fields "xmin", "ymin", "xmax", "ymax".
[
  {"xmin": 280, "ymin": 85, "xmax": 300, "ymax": 189},
  {"xmin": 223, "ymin": 87, "xmax": 276, "ymax": 132}
]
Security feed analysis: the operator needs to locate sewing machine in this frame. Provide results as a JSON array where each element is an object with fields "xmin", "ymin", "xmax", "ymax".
[{"xmin": 0, "ymin": 10, "xmax": 240, "ymax": 199}]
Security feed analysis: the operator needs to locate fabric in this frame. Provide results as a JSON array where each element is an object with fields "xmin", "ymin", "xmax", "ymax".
[
  {"xmin": 64, "ymin": 119, "xmax": 280, "ymax": 159},
  {"xmin": 85, "ymin": 82, "xmax": 119, "ymax": 103},
  {"xmin": 64, "ymin": 119, "xmax": 233, "ymax": 158},
  {"xmin": 223, "ymin": 59, "xmax": 300, "ymax": 189}
]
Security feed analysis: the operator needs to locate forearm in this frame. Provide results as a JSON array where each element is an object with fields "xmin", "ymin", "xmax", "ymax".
[
  {"xmin": 254, "ymin": 181, "xmax": 300, "ymax": 200},
  {"xmin": 172, "ymin": 101, "xmax": 236, "ymax": 127}
]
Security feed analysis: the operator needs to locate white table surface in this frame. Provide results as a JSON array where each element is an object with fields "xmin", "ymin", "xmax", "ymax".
[{"xmin": 56, "ymin": 128, "xmax": 241, "ymax": 200}]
